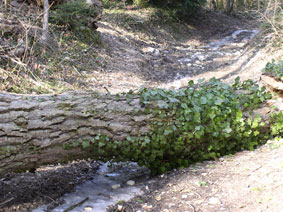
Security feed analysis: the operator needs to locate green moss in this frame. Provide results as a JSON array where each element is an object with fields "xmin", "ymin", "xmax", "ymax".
[
  {"xmin": 0, "ymin": 148, "xmax": 6, "ymax": 156},
  {"xmin": 14, "ymin": 116, "xmax": 28, "ymax": 129},
  {"xmin": 62, "ymin": 143, "xmax": 72, "ymax": 150},
  {"xmin": 57, "ymin": 102, "xmax": 73, "ymax": 111}
]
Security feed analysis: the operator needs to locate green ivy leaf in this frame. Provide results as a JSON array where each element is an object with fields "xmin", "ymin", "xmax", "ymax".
[
  {"xmin": 215, "ymin": 97, "xmax": 224, "ymax": 105},
  {"xmin": 82, "ymin": 140, "xmax": 90, "ymax": 149},
  {"xmin": 144, "ymin": 136, "xmax": 150, "ymax": 143},
  {"xmin": 72, "ymin": 140, "xmax": 79, "ymax": 147},
  {"xmin": 223, "ymin": 127, "xmax": 232, "ymax": 134},
  {"xmin": 200, "ymin": 96, "xmax": 207, "ymax": 104},
  {"xmin": 157, "ymin": 100, "xmax": 169, "ymax": 109},
  {"xmin": 197, "ymin": 78, "xmax": 205, "ymax": 83}
]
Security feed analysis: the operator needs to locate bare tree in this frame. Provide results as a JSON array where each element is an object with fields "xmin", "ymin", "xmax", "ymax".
[
  {"xmin": 225, "ymin": 0, "xmax": 235, "ymax": 13},
  {"xmin": 41, "ymin": 0, "xmax": 49, "ymax": 47},
  {"xmin": 210, "ymin": 0, "xmax": 218, "ymax": 10},
  {"xmin": 4, "ymin": 0, "xmax": 11, "ymax": 10}
]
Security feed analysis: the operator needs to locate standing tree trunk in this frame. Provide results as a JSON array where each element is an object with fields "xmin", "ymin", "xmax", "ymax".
[
  {"xmin": 211, "ymin": 0, "xmax": 218, "ymax": 10},
  {"xmin": 225, "ymin": 0, "xmax": 235, "ymax": 13},
  {"xmin": 4, "ymin": 0, "xmax": 11, "ymax": 10},
  {"xmin": 0, "ymin": 92, "xmax": 151, "ymax": 176},
  {"xmin": 41, "ymin": 0, "xmax": 49, "ymax": 47}
]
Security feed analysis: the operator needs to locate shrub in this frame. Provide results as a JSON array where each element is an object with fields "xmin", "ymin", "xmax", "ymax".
[
  {"xmin": 50, "ymin": 0, "xmax": 100, "ymax": 43},
  {"xmin": 50, "ymin": 0, "xmax": 98, "ymax": 31},
  {"xmin": 133, "ymin": 0, "xmax": 149, "ymax": 8},
  {"xmin": 270, "ymin": 112, "xmax": 283, "ymax": 137},
  {"xmin": 150, "ymin": 0, "xmax": 206, "ymax": 17},
  {"xmin": 131, "ymin": 77, "xmax": 271, "ymax": 174},
  {"xmin": 263, "ymin": 59, "xmax": 283, "ymax": 81}
]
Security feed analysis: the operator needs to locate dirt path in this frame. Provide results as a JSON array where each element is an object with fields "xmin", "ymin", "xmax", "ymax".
[
  {"xmin": 108, "ymin": 139, "xmax": 283, "ymax": 212},
  {"xmin": 89, "ymin": 9, "xmax": 279, "ymax": 94}
]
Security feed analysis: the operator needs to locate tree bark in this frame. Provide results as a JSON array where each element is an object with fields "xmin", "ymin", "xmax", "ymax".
[
  {"xmin": 225, "ymin": 0, "xmax": 234, "ymax": 13},
  {"xmin": 0, "ymin": 92, "xmax": 151, "ymax": 176},
  {"xmin": 210, "ymin": 0, "xmax": 217, "ymax": 10},
  {"xmin": 0, "ymin": 90, "xmax": 276, "ymax": 176},
  {"xmin": 41, "ymin": 0, "xmax": 49, "ymax": 48}
]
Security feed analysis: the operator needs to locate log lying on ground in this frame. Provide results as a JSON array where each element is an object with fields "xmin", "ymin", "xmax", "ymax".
[
  {"xmin": 0, "ymin": 88, "xmax": 277, "ymax": 176},
  {"xmin": 0, "ymin": 92, "xmax": 151, "ymax": 176}
]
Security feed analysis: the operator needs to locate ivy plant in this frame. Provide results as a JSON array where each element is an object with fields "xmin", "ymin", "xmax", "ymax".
[
  {"xmin": 270, "ymin": 112, "xmax": 283, "ymax": 137},
  {"xmin": 62, "ymin": 77, "xmax": 279, "ymax": 175},
  {"xmin": 262, "ymin": 59, "xmax": 283, "ymax": 81}
]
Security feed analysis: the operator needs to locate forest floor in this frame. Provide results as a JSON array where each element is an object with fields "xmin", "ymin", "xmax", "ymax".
[
  {"xmin": 108, "ymin": 138, "xmax": 283, "ymax": 212},
  {"xmin": 0, "ymin": 1, "xmax": 283, "ymax": 212}
]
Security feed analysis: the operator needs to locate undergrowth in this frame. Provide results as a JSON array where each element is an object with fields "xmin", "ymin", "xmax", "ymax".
[
  {"xmin": 0, "ymin": 2, "xmax": 101, "ymax": 94},
  {"xmin": 50, "ymin": 0, "xmax": 100, "ymax": 42},
  {"xmin": 128, "ymin": 78, "xmax": 274, "ymax": 174},
  {"xmin": 60, "ymin": 77, "xmax": 283, "ymax": 175},
  {"xmin": 270, "ymin": 112, "xmax": 283, "ymax": 136},
  {"xmin": 263, "ymin": 59, "xmax": 283, "ymax": 81},
  {"xmin": 259, "ymin": 0, "xmax": 283, "ymax": 47}
]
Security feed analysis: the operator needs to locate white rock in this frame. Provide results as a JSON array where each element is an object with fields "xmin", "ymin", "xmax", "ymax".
[
  {"xmin": 197, "ymin": 55, "xmax": 205, "ymax": 61},
  {"xmin": 154, "ymin": 49, "xmax": 160, "ymax": 56},
  {"xmin": 182, "ymin": 194, "xmax": 188, "ymax": 199},
  {"xmin": 208, "ymin": 197, "xmax": 221, "ymax": 205},
  {"xmin": 112, "ymin": 184, "xmax": 121, "ymax": 189},
  {"xmin": 142, "ymin": 204, "xmax": 153, "ymax": 209},
  {"xmin": 117, "ymin": 205, "xmax": 123, "ymax": 211},
  {"xmin": 146, "ymin": 47, "xmax": 155, "ymax": 53},
  {"xmin": 83, "ymin": 206, "xmax": 93, "ymax": 211},
  {"xmin": 90, "ymin": 77, "xmax": 97, "ymax": 82},
  {"xmin": 178, "ymin": 58, "xmax": 191, "ymax": 64},
  {"xmin": 126, "ymin": 180, "xmax": 135, "ymax": 186},
  {"xmin": 168, "ymin": 203, "xmax": 175, "ymax": 208}
]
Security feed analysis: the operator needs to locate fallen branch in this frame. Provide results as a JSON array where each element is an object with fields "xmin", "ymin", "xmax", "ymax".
[
  {"xmin": 63, "ymin": 197, "xmax": 89, "ymax": 212},
  {"xmin": 0, "ymin": 197, "xmax": 14, "ymax": 206}
]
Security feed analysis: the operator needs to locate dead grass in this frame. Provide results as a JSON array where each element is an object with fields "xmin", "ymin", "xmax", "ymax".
[{"xmin": 0, "ymin": 2, "xmax": 101, "ymax": 94}]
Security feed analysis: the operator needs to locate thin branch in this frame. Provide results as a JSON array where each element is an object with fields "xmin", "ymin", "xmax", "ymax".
[
  {"xmin": 0, "ymin": 197, "xmax": 14, "ymax": 206},
  {"xmin": 63, "ymin": 197, "xmax": 89, "ymax": 212}
]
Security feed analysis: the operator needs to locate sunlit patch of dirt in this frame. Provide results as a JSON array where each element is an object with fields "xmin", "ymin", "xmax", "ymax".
[{"xmin": 108, "ymin": 139, "xmax": 283, "ymax": 212}]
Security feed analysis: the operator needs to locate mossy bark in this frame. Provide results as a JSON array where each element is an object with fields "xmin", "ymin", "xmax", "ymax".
[{"xmin": 0, "ymin": 92, "xmax": 151, "ymax": 176}]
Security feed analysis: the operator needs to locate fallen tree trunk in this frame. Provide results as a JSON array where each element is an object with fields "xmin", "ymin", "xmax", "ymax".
[
  {"xmin": 0, "ymin": 83, "xmax": 278, "ymax": 176},
  {"xmin": 0, "ymin": 91, "xmax": 151, "ymax": 176}
]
